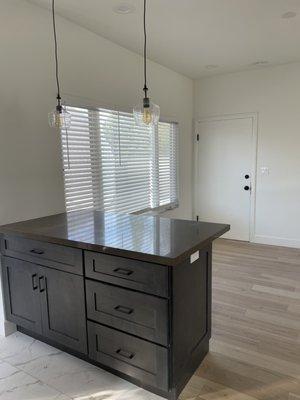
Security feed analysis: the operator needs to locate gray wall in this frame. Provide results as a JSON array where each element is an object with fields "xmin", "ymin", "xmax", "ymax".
[{"xmin": 0, "ymin": 0, "xmax": 194, "ymax": 334}]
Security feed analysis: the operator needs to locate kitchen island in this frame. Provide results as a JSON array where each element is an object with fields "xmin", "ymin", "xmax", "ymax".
[{"xmin": 0, "ymin": 210, "xmax": 229, "ymax": 399}]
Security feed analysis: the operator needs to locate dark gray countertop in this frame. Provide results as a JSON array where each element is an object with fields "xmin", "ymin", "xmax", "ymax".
[{"xmin": 0, "ymin": 210, "xmax": 230, "ymax": 265}]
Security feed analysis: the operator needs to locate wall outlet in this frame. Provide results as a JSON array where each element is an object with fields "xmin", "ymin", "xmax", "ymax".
[{"xmin": 190, "ymin": 251, "xmax": 199, "ymax": 263}]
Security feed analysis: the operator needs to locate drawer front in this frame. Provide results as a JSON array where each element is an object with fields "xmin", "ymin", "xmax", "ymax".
[
  {"xmin": 1, "ymin": 236, "xmax": 83, "ymax": 275},
  {"xmin": 86, "ymin": 280, "xmax": 168, "ymax": 345},
  {"xmin": 85, "ymin": 251, "xmax": 168, "ymax": 297},
  {"xmin": 88, "ymin": 322, "xmax": 169, "ymax": 391}
]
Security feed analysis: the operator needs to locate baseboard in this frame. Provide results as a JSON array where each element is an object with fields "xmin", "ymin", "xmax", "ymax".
[
  {"xmin": 253, "ymin": 235, "xmax": 300, "ymax": 249},
  {"xmin": 4, "ymin": 320, "xmax": 16, "ymax": 336},
  {"xmin": 0, "ymin": 320, "xmax": 16, "ymax": 337}
]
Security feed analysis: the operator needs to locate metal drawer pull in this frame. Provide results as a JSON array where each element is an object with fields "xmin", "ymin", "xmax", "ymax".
[
  {"xmin": 113, "ymin": 267, "xmax": 133, "ymax": 276},
  {"xmin": 32, "ymin": 274, "xmax": 38, "ymax": 290},
  {"xmin": 30, "ymin": 249, "xmax": 45, "ymax": 255},
  {"xmin": 116, "ymin": 348, "xmax": 135, "ymax": 359},
  {"xmin": 39, "ymin": 276, "xmax": 46, "ymax": 292},
  {"xmin": 114, "ymin": 305, "xmax": 134, "ymax": 315}
]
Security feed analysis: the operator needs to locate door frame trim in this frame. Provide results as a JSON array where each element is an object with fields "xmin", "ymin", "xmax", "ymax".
[{"xmin": 193, "ymin": 112, "xmax": 258, "ymax": 242}]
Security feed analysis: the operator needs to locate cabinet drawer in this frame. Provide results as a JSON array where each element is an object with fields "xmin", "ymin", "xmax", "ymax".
[
  {"xmin": 86, "ymin": 280, "xmax": 168, "ymax": 345},
  {"xmin": 88, "ymin": 322, "xmax": 168, "ymax": 391},
  {"xmin": 1, "ymin": 236, "xmax": 83, "ymax": 275},
  {"xmin": 85, "ymin": 251, "xmax": 168, "ymax": 297}
]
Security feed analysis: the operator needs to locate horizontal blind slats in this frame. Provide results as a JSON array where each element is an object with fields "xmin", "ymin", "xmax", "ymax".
[{"xmin": 61, "ymin": 106, "xmax": 178, "ymax": 213}]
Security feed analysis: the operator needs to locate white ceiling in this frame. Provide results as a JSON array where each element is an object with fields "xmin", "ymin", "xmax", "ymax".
[{"xmin": 26, "ymin": 0, "xmax": 300, "ymax": 79}]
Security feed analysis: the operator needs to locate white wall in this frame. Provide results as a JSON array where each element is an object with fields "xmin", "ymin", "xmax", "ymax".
[
  {"xmin": 195, "ymin": 63, "xmax": 300, "ymax": 248},
  {"xmin": 0, "ymin": 0, "xmax": 194, "ymax": 334}
]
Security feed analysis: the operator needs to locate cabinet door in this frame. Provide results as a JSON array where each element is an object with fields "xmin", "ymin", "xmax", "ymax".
[
  {"xmin": 38, "ymin": 266, "xmax": 87, "ymax": 354},
  {"xmin": 1, "ymin": 257, "xmax": 42, "ymax": 334}
]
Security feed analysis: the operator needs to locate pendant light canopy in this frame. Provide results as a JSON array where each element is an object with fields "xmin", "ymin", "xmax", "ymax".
[
  {"xmin": 133, "ymin": 0, "xmax": 160, "ymax": 127},
  {"xmin": 48, "ymin": 0, "xmax": 71, "ymax": 129}
]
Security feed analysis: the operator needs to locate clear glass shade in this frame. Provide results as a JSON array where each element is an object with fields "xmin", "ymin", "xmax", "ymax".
[
  {"xmin": 48, "ymin": 107, "xmax": 71, "ymax": 129},
  {"xmin": 133, "ymin": 101, "xmax": 160, "ymax": 127}
]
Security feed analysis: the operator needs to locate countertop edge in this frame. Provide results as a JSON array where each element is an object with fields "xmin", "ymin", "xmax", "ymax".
[{"xmin": 0, "ymin": 224, "xmax": 230, "ymax": 267}]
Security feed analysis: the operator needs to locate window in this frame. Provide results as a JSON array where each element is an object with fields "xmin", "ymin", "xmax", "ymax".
[{"xmin": 61, "ymin": 106, "xmax": 178, "ymax": 214}]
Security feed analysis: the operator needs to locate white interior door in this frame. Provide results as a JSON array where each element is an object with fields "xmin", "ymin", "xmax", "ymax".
[{"xmin": 196, "ymin": 116, "xmax": 254, "ymax": 241}]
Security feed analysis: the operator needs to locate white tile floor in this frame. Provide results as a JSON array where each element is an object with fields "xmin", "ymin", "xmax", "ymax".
[{"xmin": 0, "ymin": 332, "xmax": 163, "ymax": 400}]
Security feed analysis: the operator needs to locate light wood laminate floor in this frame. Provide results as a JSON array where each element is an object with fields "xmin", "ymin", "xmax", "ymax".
[
  {"xmin": 181, "ymin": 239, "xmax": 300, "ymax": 400},
  {"xmin": 0, "ymin": 239, "xmax": 299, "ymax": 399}
]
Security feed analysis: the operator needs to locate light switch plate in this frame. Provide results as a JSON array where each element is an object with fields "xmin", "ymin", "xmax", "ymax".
[
  {"xmin": 190, "ymin": 251, "xmax": 199, "ymax": 263},
  {"xmin": 261, "ymin": 167, "xmax": 269, "ymax": 175}
]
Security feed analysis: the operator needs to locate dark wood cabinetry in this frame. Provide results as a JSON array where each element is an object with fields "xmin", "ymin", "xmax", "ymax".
[
  {"xmin": 85, "ymin": 251, "xmax": 169, "ymax": 297},
  {"xmin": 86, "ymin": 279, "xmax": 169, "ymax": 345},
  {"xmin": 0, "ymin": 211, "xmax": 229, "ymax": 400},
  {"xmin": 39, "ymin": 266, "xmax": 87, "ymax": 353},
  {"xmin": 171, "ymin": 248, "xmax": 212, "ymax": 398},
  {"xmin": 1, "ymin": 255, "xmax": 87, "ymax": 354},
  {"xmin": 1, "ymin": 235, "xmax": 83, "ymax": 275},
  {"xmin": 1, "ymin": 257, "xmax": 42, "ymax": 334},
  {"xmin": 88, "ymin": 321, "xmax": 169, "ymax": 392}
]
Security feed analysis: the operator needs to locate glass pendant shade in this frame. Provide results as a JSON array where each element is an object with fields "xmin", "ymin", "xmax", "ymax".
[
  {"xmin": 48, "ymin": 106, "xmax": 71, "ymax": 129},
  {"xmin": 133, "ymin": 100, "xmax": 160, "ymax": 127}
]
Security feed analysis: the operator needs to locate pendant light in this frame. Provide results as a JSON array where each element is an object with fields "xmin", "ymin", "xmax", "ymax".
[
  {"xmin": 133, "ymin": 0, "xmax": 160, "ymax": 127},
  {"xmin": 48, "ymin": 0, "xmax": 71, "ymax": 129}
]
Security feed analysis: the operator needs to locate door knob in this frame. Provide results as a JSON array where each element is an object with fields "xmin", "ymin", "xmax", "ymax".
[{"xmin": 244, "ymin": 185, "xmax": 250, "ymax": 191}]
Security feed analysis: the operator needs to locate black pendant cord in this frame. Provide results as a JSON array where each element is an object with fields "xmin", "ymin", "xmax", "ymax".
[
  {"xmin": 52, "ymin": 0, "xmax": 62, "ymax": 110},
  {"xmin": 143, "ymin": 0, "xmax": 148, "ymax": 101},
  {"xmin": 51, "ymin": 0, "xmax": 70, "ymax": 168}
]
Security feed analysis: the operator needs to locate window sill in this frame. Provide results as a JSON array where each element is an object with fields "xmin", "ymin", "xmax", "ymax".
[{"xmin": 132, "ymin": 202, "xmax": 179, "ymax": 216}]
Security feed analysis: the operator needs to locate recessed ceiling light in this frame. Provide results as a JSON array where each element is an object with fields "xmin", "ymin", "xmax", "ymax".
[
  {"xmin": 281, "ymin": 11, "xmax": 297, "ymax": 19},
  {"xmin": 114, "ymin": 3, "xmax": 135, "ymax": 14},
  {"xmin": 251, "ymin": 61, "xmax": 269, "ymax": 66},
  {"xmin": 205, "ymin": 64, "xmax": 219, "ymax": 70}
]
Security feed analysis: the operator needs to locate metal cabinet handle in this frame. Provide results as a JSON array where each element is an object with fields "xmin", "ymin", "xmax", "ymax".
[
  {"xmin": 116, "ymin": 348, "xmax": 135, "ymax": 359},
  {"xmin": 32, "ymin": 274, "xmax": 38, "ymax": 290},
  {"xmin": 30, "ymin": 249, "xmax": 45, "ymax": 255},
  {"xmin": 39, "ymin": 276, "xmax": 46, "ymax": 292},
  {"xmin": 113, "ymin": 268, "xmax": 133, "ymax": 276},
  {"xmin": 114, "ymin": 305, "xmax": 134, "ymax": 315}
]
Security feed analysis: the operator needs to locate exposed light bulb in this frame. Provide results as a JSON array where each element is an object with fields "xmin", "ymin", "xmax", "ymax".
[
  {"xmin": 143, "ymin": 107, "xmax": 152, "ymax": 125},
  {"xmin": 48, "ymin": 105, "xmax": 71, "ymax": 129},
  {"xmin": 133, "ymin": 98, "xmax": 160, "ymax": 127},
  {"xmin": 133, "ymin": 0, "xmax": 160, "ymax": 128}
]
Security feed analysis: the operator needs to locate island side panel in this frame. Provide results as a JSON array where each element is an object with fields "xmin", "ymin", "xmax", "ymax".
[{"xmin": 170, "ymin": 244, "xmax": 212, "ymax": 398}]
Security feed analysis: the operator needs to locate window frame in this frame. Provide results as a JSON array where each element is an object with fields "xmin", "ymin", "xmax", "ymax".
[{"xmin": 61, "ymin": 102, "xmax": 179, "ymax": 214}]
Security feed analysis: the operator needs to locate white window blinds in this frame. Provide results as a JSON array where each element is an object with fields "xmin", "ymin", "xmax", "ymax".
[{"xmin": 61, "ymin": 106, "xmax": 178, "ymax": 214}]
